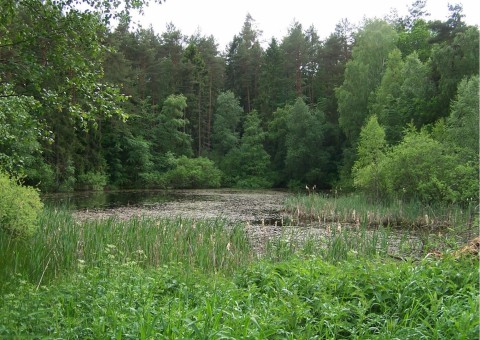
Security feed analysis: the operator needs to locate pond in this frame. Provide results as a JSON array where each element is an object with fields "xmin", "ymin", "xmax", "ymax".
[
  {"xmin": 42, "ymin": 188, "xmax": 292, "ymax": 224},
  {"xmin": 42, "ymin": 189, "xmax": 465, "ymax": 258},
  {"xmin": 43, "ymin": 189, "xmax": 306, "ymax": 254}
]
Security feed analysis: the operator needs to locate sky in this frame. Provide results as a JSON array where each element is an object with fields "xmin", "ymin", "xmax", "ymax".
[{"xmin": 133, "ymin": 0, "xmax": 479, "ymax": 50}]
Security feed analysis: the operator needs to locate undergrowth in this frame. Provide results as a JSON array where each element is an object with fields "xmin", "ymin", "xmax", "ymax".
[{"xmin": 0, "ymin": 255, "xmax": 477, "ymax": 338}]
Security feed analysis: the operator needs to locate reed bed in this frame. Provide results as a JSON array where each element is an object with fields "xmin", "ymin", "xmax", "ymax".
[
  {"xmin": 260, "ymin": 222, "xmax": 456, "ymax": 264},
  {"xmin": 0, "ymin": 208, "xmax": 252, "ymax": 291},
  {"xmin": 1, "ymin": 204, "xmax": 475, "ymax": 293},
  {"xmin": 284, "ymin": 193, "xmax": 478, "ymax": 231}
]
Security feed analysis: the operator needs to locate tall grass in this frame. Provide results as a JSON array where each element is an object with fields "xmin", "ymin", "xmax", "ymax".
[
  {"xmin": 2, "ymin": 204, "xmax": 473, "ymax": 293},
  {"xmin": 261, "ymin": 222, "xmax": 439, "ymax": 264},
  {"xmin": 0, "ymin": 208, "xmax": 252, "ymax": 292},
  {"xmin": 281, "ymin": 193, "xmax": 478, "ymax": 263},
  {"xmin": 285, "ymin": 193, "xmax": 477, "ymax": 232}
]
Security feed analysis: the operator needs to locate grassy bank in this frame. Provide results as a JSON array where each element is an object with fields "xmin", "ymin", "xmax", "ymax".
[{"xmin": 0, "ymin": 207, "xmax": 478, "ymax": 338}]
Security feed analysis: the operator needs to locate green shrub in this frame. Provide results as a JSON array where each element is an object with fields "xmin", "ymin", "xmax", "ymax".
[
  {"xmin": 163, "ymin": 156, "xmax": 222, "ymax": 189},
  {"xmin": 76, "ymin": 171, "xmax": 108, "ymax": 191},
  {"xmin": 0, "ymin": 173, "xmax": 43, "ymax": 238},
  {"xmin": 57, "ymin": 159, "xmax": 76, "ymax": 192},
  {"xmin": 236, "ymin": 176, "xmax": 272, "ymax": 189},
  {"xmin": 138, "ymin": 171, "xmax": 168, "ymax": 189},
  {"xmin": 24, "ymin": 160, "xmax": 55, "ymax": 192},
  {"xmin": 382, "ymin": 129, "xmax": 478, "ymax": 204},
  {"xmin": 354, "ymin": 124, "xmax": 479, "ymax": 205}
]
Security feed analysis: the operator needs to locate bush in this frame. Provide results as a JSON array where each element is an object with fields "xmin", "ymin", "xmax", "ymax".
[
  {"xmin": 57, "ymin": 159, "xmax": 76, "ymax": 192},
  {"xmin": 236, "ymin": 176, "xmax": 273, "ymax": 189},
  {"xmin": 138, "ymin": 171, "xmax": 168, "ymax": 189},
  {"xmin": 23, "ymin": 160, "xmax": 55, "ymax": 192},
  {"xmin": 163, "ymin": 156, "xmax": 222, "ymax": 189},
  {"xmin": 76, "ymin": 171, "xmax": 108, "ymax": 191},
  {"xmin": 0, "ymin": 172, "xmax": 43, "ymax": 238},
  {"xmin": 355, "ymin": 126, "xmax": 479, "ymax": 205},
  {"xmin": 382, "ymin": 130, "xmax": 478, "ymax": 204}
]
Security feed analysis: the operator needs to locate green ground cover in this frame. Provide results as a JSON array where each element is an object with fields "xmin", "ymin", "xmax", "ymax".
[{"xmin": 1, "ymin": 254, "xmax": 477, "ymax": 338}]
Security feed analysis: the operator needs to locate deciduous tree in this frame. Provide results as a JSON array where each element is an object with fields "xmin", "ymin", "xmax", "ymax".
[{"xmin": 352, "ymin": 115, "xmax": 387, "ymax": 201}]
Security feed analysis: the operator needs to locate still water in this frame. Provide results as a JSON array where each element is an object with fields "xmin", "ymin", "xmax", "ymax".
[{"xmin": 41, "ymin": 189, "xmax": 219, "ymax": 210}]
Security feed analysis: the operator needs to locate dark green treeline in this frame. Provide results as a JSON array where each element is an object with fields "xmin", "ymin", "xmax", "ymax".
[{"xmin": 0, "ymin": 1, "xmax": 478, "ymax": 204}]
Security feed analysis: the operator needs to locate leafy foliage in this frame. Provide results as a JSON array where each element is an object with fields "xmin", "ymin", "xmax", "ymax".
[
  {"xmin": 0, "ymin": 253, "xmax": 476, "ymax": 338},
  {"xmin": 211, "ymin": 91, "xmax": 242, "ymax": 160},
  {"xmin": 0, "ymin": 92, "xmax": 42, "ymax": 175},
  {"xmin": 162, "ymin": 156, "xmax": 222, "ymax": 189},
  {"xmin": 154, "ymin": 94, "xmax": 192, "ymax": 157},
  {"xmin": 285, "ymin": 98, "xmax": 333, "ymax": 188},
  {"xmin": 352, "ymin": 115, "xmax": 387, "ymax": 201},
  {"xmin": 446, "ymin": 75, "xmax": 479, "ymax": 157},
  {"xmin": 336, "ymin": 19, "xmax": 398, "ymax": 144},
  {"xmin": 222, "ymin": 110, "xmax": 272, "ymax": 188},
  {"xmin": 76, "ymin": 171, "xmax": 108, "ymax": 191},
  {"xmin": 0, "ymin": 173, "xmax": 43, "ymax": 238},
  {"xmin": 266, "ymin": 105, "xmax": 291, "ymax": 186},
  {"xmin": 430, "ymin": 26, "xmax": 479, "ymax": 118},
  {"xmin": 355, "ymin": 124, "xmax": 478, "ymax": 204}
]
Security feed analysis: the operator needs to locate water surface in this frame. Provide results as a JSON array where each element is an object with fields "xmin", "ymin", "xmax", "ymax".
[{"xmin": 42, "ymin": 189, "xmax": 291, "ymax": 224}]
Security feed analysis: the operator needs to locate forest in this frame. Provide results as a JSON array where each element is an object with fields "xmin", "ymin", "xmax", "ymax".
[{"xmin": 0, "ymin": 0, "xmax": 478, "ymax": 206}]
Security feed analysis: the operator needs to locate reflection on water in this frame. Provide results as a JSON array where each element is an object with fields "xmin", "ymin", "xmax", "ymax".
[{"xmin": 41, "ymin": 190, "xmax": 210, "ymax": 210}]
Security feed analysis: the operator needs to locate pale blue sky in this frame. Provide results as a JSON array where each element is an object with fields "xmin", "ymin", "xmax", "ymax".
[{"xmin": 134, "ymin": 0, "xmax": 479, "ymax": 50}]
